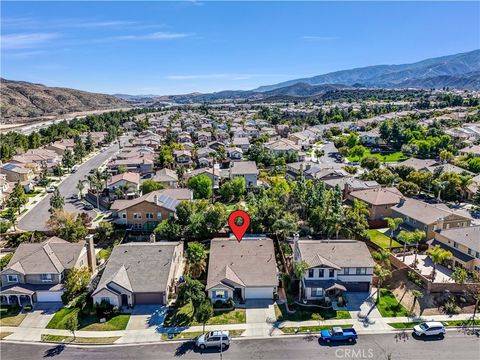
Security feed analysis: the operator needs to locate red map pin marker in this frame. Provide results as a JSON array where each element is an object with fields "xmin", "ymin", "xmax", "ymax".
[{"xmin": 228, "ymin": 210, "xmax": 250, "ymax": 242}]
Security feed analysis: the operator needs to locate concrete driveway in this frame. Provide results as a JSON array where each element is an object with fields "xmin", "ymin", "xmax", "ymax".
[
  {"xmin": 19, "ymin": 302, "xmax": 63, "ymax": 329},
  {"xmin": 126, "ymin": 305, "xmax": 168, "ymax": 330},
  {"xmin": 245, "ymin": 300, "xmax": 276, "ymax": 324}
]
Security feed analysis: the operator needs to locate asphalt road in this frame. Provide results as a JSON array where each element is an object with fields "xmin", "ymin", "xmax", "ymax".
[
  {"xmin": 2, "ymin": 331, "xmax": 479, "ymax": 360},
  {"xmin": 18, "ymin": 140, "xmax": 122, "ymax": 232}
]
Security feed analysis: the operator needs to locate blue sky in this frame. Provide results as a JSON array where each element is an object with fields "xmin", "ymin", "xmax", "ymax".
[{"xmin": 1, "ymin": 1, "xmax": 479, "ymax": 95}]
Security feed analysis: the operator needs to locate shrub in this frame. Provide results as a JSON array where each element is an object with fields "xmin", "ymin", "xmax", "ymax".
[
  {"xmin": 95, "ymin": 300, "xmax": 118, "ymax": 319},
  {"xmin": 444, "ymin": 296, "xmax": 460, "ymax": 315},
  {"xmin": 0, "ymin": 221, "xmax": 11, "ymax": 234}
]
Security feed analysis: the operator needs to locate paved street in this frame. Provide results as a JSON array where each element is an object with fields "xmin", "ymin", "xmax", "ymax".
[
  {"xmin": 18, "ymin": 138, "xmax": 125, "ymax": 232},
  {"xmin": 2, "ymin": 331, "xmax": 479, "ymax": 360}
]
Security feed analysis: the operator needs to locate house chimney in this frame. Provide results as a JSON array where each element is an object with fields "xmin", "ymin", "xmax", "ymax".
[{"xmin": 85, "ymin": 234, "xmax": 96, "ymax": 273}]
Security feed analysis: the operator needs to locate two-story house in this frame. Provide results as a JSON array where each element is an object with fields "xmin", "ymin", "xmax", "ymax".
[
  {"xmin": 294, "ymin": 240, "xmax": 375, "ymax": 300},
  {"xmin": 0, "ymin": 236, "xmax": 96, "ymax": 304},
  {"xmin": 230, "ymin": 161, "xmax": 258, "ymax": 187}
]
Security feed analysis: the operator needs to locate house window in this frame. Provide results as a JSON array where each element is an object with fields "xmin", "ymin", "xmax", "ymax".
[
  {"xmin": 146, "ymin": 213, "xmax": 153, "ymax": 219},
  {"xmin": 476, "ymin": 252, "xmax": 480, "ymax": 259},
  {"xmin": 122, "ymin": 213, "xmax": 126, "ymax": 219},
  {"xmin": 133, "ymin": 213, "xmax": 141, "ymax": 219},
  {"xmin": 213, "ymin": 290, "xmax": 227, "ymax": 299},
  {"xmin": 100, "ymin": 297, "xmax": 111, "ymax": 304},
  {"xmin": 344, "ymin": 268, "xmax": 350, "ymax": 275},
  {"xmin": 7, "ymin": 275, "xmax": 18, "ymax": 283},
  {"xmin": 356, "ymin": 268, "xmax": 367, "ymax": 275},
  {"xmin": 453, "ymin": 242, "xmax": 458, "ymax": 249},
  {"xmin": 329, "ymin": 269, "xmax": 334, "ymax": 278},
  {"xmin": 468, "ymin": 248, "xmax": 472, "ymax": 255},
  {"xmin": 313, "ymin": 288, "xmax": 323, "ymax": 297},
  {"xmin": 41, "ymin": 274, "xmax": 53, "ymax": 282},
  {"xmin": 157, "ymin": 212, "xmax": 162, "ymax": 219},
  {"xmin": 308, "ymin": 269, "xmax": 314, "ymax": 278},
  {"xmin": 318, "ymin": 269, "xmax": 325, "ymax": 278}
]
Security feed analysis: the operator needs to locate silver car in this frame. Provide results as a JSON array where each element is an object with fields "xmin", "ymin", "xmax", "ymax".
[
  {"xmin": 195, "ymin": 330, "xmax": 230, "ymax": 350},
  {"xmin": 413, "ymin": 322, "xmax": 446, "ymax": 337}
]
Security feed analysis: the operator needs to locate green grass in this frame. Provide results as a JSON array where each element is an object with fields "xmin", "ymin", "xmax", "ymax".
[
  {"xmin": 97, "ymin": 248, "xmax": 112, "ymax": 260},
  {"xmin": 0, "ymin": 306, "xmax": 26, "ymax": 327},
  {"xmin": 388, "ymin": 319, "xmax": 480, "ymax": 329},
  {"xmin": 376, "ymin": 289, "xmax": 409, "ymax": 317},
  {"xmin": 41, "ymin": 335, "xmax": 120, "ymax": 344},
  {"xmin": 161, "ymin": 329, "xmax": 244, "ymax": 340},
  {"xmin": 163, "ymin": 302, "xmax": 246, "ymax": 327},
  {"xmin": 274, "ymin": 304, "xmax": 351, "ymax": 322},
  {"xmin": 94, "ymin": 214, "xmax": 104, "ymax": 222},
  {"xmin": 367, "ymin": 230, "xmax": 402, "ymax": 249},
  {"xmin": 348, "ymin": 149, "xmax": 409, "ymax": 163},
  {"xmin": 46, "ymin": 307, "xmax": 130, "ymax": 331},
  {"xmin": 281, "ymin": 324, "xmax": 354, "ymax": 334}
]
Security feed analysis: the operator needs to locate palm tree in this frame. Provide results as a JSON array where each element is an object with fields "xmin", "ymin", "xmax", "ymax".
[
  {"xmin": 458, "ymin": 175, "xmax": 473, "ymax": 199},
  {"xmin": 86, "ymin": 174, "xmax": 102, "ymax": 209},
  {"xmin": 374, "ymin": 265, "xmax": 392, "ymax": 302},
  {"xmin": 372, "ymin": 249, "xmax": 391, "ymax": 269},
  {"xmin": 384, "ymin": 217, "xmax": 403, "ymax": 252},
  {"xmin": 293, "ymin": 260, "xmax": 310, "ymax": 301},
  {"xmin": 411, "ymin": 289, "xmax": 424, "ymax": 311},
  {"xmin": 397, "ymin": 230, "xmax": 415, "ymax": 263},
  {"xmin": 100, "ymin": 171, "xmax": 112, "ymax": 191},
  {"xmin": 433, "ymin": 180, "xmax": 449, "ymax": 201},
  {"xmin": 76, "ymin": 180, "xmax": 86, "ymax": 198},
  {"xmin": 114, "ymin": 184, "xmax": 133, "ymax": 199},
  {"xmin": 411, "ymin": 230, "xmax": 425, "ymax": 269},
  {"xmin": 426, "ymin": 245, "xmax": 453, "ymax": 281}
]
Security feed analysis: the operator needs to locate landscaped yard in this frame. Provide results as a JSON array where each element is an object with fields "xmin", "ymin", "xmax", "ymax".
[
  {"xmin": 163, "ymin": 302, "xmax": 246, "ymax": 328},
  {"xmin": 161, "ymin": 329, "xmax": 244, "ymax": 340},
  {"xmin": 347, "ymin": 149, "xmax": 409, "ymax": 163},
  {"xmin": 367, "ymin": 230, "xmax": 402, "ymax": 249},
  {"xmin": 376, "ymin": 289, "xmax": 409, "ymax": 317},
  {"xmin": 0, "ymin": 306, "xmax": 27, "ymax": 327},
  {"xmin": 281, "ymin": 324, "xmax": 354, "ymax": 334},
  {"xmin": 274, "ymin": 304, "xmax": 351, "ymax": 322},
  {"xmin": 41, "ymin": 334, "xmax": 120, "ymax": 344},
  {"xmin": 46, "ymin": 307, "xmax": 130, "ymax": 331}
]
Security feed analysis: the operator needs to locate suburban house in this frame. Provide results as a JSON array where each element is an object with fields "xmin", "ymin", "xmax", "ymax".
[
  {"xmin": 186, "ymin": 167, "xmax": 220, "ymax": 188},
  {"xmin": 294, "ymin": 240, "xmax": 375, "ymax": 300},
  {"xmin": 107, "ymin": 172, "xmax": 141, "ymax": 199},
  {"xmin": 111, "ymin": 188, "xmax": 192, "ymax": 230},
  {"xmin": 108, "ymin": 157, "xmax": 154, "ymax": 175},
  {"xmin": 265, "ymin": 138, "xmax": 301, "ymax": 155},
  {"xmin": 432, "ymin": 225, "xmax": 480, "ymax": 271},
  {"xmin": 153, "ymin": 168, "xmax": 179, "ymax": 189},
  {"xmin": 459, "ymin": 144, "xmax": 480, "ymax": 157},
  {"xmin": 347, "ymin": 187, "xmax": 403, "ymax": 221},
  {"xmin": 92, "ymin": 242, "xmax": 183, "ymax": 306},
  {"xmin": 232, "ymin": 137, "xmax": 250, "ymax": 152},
  {"xmin": 206, "ymin": 237, "xmax": 278, "ymax": 302},
  {"xmin": 173, "ymin": 150, "xmax": 192, "ymax": 164},
  {"xmin": 391, "ymin": 197, "xmax": 472, "ymax": 239},
  {"xmin": 230, "ymin": 161, "xmax": 258, "ymax": 187},
  {"xmin": 0, "ymin": 163, "xmax": 34, "ymax": 182},
  {"xmin": 45, "ymin": 139, "xmax": 75, "ymax": 156},
  {"xmin": 0, "ymin": 236, "xmax": 96, "ymax": 304}
]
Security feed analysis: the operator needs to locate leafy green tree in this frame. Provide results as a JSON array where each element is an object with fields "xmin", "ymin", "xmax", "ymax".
[
  {"xmin": 427, "ymin": 245, "xmax": 452, "ymax": 281},
  {"xmin": 0, "ymin": 252, "xmax": 13, "ymax": 270},
  {"xmin": 273, "ymin": 213, "xmax": 298, "ymax": 241},
  {"xmin": 185, "ymin": 242, "xmax": 208, "ymax": 279},
  {"xmin": 178, "ymin": 276, "xmax": 206, "ymax": 314},
  {"xmin": 451, "ymin": 267, "xmax": 468, "ymax": 284},
  {"xmin": 372, "ymin": 249, "xmax": 391, "ymax": 269},
  {"xmin": 62, "ymin": 149, "xmax": 76, "ymax": 172},
  {"xmin": 474, "ymin": 189, "xmax": 480, "ymax": 207},
  {"xmin": 7, "ymin": 182, "xmax": 28, "ymax": 215},
  {"xmin": 154, "ymin": 219, "xmax": 182, "ymax": 241},
  {"xmin": 398, "ymin": 181, "xmax": 420, "ymax": 197},
  {"xmin": 343, "ymin": 165, "xmax": 358, "ymax": 175},
  {"xmin": 140, "ymin": 180, "xmax": 165, "ymax": 194},
  {"xmin": 49, "ymin": 188, "xmax": 65, "ymax": 213},
  {"xmin": 195, "ymin": 300, "xmax": 213, "ymax": 332},
  {"xmin": 85, "ymin": 133, "xmax": 95, "ymax": 152},
  {"xmin": 187, "ymin": 174, "xmax": 213, "ymax": 199},
  {"xmin": 65, "ymin": 314, "xmax": 79, "ymax": 340},
  {"xmin": 74, "ymin": 135, "xmax": 87, "ymax": 162},
  {"xmin": 361, "ymin": 156, "xmax": 380, "ymax": 170},
  {"xmin": 64, "ymin": 267, "xmax": 91, "ymax": 301},
  {"xmin": 94, "ymin": 221, "xmax": 114, "ymax": 243},
  {"xmin": 3, "ymin": 207, "xmax": 17, "ymax": 231},
  {"xmin": 47, "ymin": 210, "xmax": 88, "ymax": 242},
  {"xmin": 348, "ymin": 145, "xmax": 366, "ymax": 159},
  {"xmin": 293, "ymin": 260, "xmax": 309, "ymax": 301}
]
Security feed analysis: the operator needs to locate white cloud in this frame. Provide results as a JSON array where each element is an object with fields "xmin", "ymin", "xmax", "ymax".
[
  {"xmin": 302, "ymin": 35, "xmax": 338, "ymax": 41},
  {"xmin": 116, "ymin": 32, "xmax": 193, "ymax": 41},
  {"xmin": 1, "ymin": 33, "xmax": 59, "ymax": 49}
]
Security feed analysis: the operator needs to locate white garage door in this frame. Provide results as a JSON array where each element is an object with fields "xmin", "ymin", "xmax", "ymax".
[
  {"xmin": 36, "ymin": 291, "xmax": 63, "ymax": 302},
  {"xmin": 245, "ymin": 287, "xmax": 274, "ymax": 299}
]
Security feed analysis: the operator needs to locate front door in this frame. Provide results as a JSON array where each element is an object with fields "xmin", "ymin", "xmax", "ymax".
[
  {"xmin": 121, "ymin": 294, "xmax": 129, "ymax": 307},
  {"xmin": 233, "ymin": 288, "xmax": 242, "ymax": 302}
]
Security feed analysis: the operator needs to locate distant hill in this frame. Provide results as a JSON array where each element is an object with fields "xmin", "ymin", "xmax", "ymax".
[
  {"xmin": 1, "ymin": 79, "xmax": 129, "ymax": 123},
  {"xmin": 255, "ymin": 49, "xmax": 480, "ymax": 92}
]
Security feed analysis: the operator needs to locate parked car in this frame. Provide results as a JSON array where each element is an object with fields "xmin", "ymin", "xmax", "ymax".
[
  {"xmin": 320, "ymin": 327, "xmax": 358, "ymax": 343},
  {"xmin": 69, "ymin": 194, "xmax": 79, "ymax": 200},
  {"xmin": 71, "ymin": 165, "xmax": 80, "ymax": 173},
  {"xmin": 83, "ymin": 204, "xmax": 94, "ymax": 210},
  {"xmin": 195, "ymin": 330, "xmax": 230, "ymax": 350},
  {"xmin": 46, "ymin": 186, "xmax": 56, "ymax": 193},
  {"xmin": 413, "ymin": 322, "xmax": 446, "ymax": 337}
]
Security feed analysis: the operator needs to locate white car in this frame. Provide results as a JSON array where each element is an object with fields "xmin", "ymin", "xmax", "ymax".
[
  {"xmin": 195, "ymin": 330, "xmax": 230, "ymax": 350},
  {"xmin": 46, "ymin": 186, "xmax": 56, "ymax": 193},
  {"xmin": 413, "ymin": 322, "xmax": 446, "ymax": 337}
]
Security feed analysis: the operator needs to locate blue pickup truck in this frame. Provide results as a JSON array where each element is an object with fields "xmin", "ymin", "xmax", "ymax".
[{"xmin": 320, "ymin": 327, "xmax": 358, "ymax": 343}]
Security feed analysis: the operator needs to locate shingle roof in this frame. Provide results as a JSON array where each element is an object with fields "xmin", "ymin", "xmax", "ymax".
[
  {"xmin": 350, "ymin": 187, "xmax": 403, "ymax": 206},
  {"xmin": 111, "ymin": 188, "xmax": 192, "ymax": 211},
  {"xmin": 230, "ymin": 161, "xmax": 258, "ymax": 175},
  {"xmin": 436, "ymin": 225, "xmax": 480, "ymax": 252},
  {"xmin": 108, "ymin": 172, "xmax": 141, "ymax": 186},
  {"xmin": 206, "ymin": 238, "xmax": 278, "ymax": 290},
  {"xmin": 296, "ymin": 240, "xmax": 375, "ymax": 269},
  {"xmin": 93, "ymin": 242, "xmax": 180, "ymax": 294},
  {"xmin": 392, "ymin": 198, "xmax": 471, "ymax": 224}
]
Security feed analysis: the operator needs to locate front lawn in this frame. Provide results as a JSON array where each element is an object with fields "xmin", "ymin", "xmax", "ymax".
[
  {"xmin": 163, "ymin": 302, "xmax": 246, "ymax": 328},
  {"xmin": 367, "ymin": 230, "xmax": 402, "ymax": 249},
  {"xmin": 0, "ymin": 305, "xmax": 26, "ymax": 327},
  {"xmin": 275, "ymin": 304, "xmax": 351, "ymax": 322},
  {"xmin": 281, "ymin": 324, "xmax": 354, "ymax": 334},
  {"xmin": 376, "ymin": 289, "xmax": 409, "ymax": 317},
  {"xmin": 46, "ymin": 307, "xmax": 130, "ymax": 331},
  {"xmin": 348, "ymin": 149, "xmax": 409, "ymax": 163},
  {"xmin": 41, "ymin": 334, "xmax": 120, "ymax": 344}
]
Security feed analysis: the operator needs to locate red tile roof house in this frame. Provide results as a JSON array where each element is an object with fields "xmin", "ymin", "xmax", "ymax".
[
  {"xmin": 347, "ymin": 187, "xmax": 404, "ymax": 221},
  {"xmin": 0, "ymin": 236, "xmax": 96, "ymax": 305},
  {"xmin": 107, "ymin": 172, "xmax": 141, "ymax": 199},
  {"xmin": 110, "ymin": 188, "xmax": 192, "ymax": 231},
  {"xmin": 206, "ymin": 237, "xmax": 278, "ymax": 302}
]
